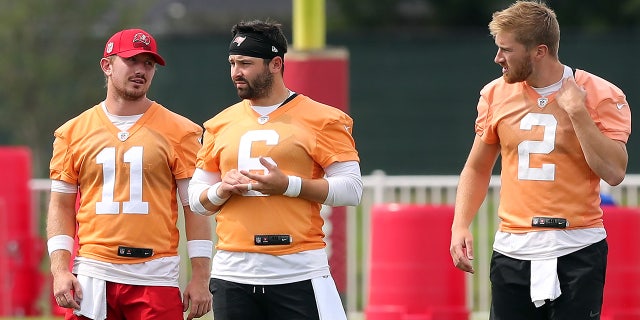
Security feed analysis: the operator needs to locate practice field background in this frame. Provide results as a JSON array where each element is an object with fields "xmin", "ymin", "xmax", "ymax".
[
  {"xmin": 2, "ymin": 1, "xmax": 638, "ymax": 319},
  {"xmin": 3, "ymin": 30, "xmax": 639, "ymax": 179},
  {"xmin": 0, "ymin": 314, "xmax": 491, "ymax": 320},
  {"xmin": 20, "ymin": 176, "xmax": 640, "ymax": 320}
]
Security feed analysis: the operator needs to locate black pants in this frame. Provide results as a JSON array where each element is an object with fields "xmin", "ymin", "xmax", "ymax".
[
  {"xmin": 210, "ymin": 278, "xmax": 320, "ymax": 320},
  {"xmin": 490, "ymin": 239, "xmax": 607, "ymax": 320}
]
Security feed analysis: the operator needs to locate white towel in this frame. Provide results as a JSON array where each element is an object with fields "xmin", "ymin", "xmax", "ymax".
[
  {"xmin": 311, "ymin": 275, "xmax": 348, "ymax": 320},
  {"xmin": 74, "ymin": 275, "xmax": 107, "ymax": 320},
  {"xmin": 530, "ymin": 258, "xmax": 562, "ymax": 307}
]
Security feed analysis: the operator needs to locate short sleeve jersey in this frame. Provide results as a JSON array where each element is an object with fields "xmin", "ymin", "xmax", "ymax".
[
  {"xmin": 50, "ymin": 103, "xmax": 203, "ymax": 263},
  {"xmin": 475, "ymin": 69, "xmax": 631, "ymax": 232},
  {"xmin": 196, "ymin": 94, "xmax": 359, "ymax": 255}
]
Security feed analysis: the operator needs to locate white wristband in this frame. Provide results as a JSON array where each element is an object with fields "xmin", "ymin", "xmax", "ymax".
[
  {"xmin": 207, "ymin": 182, "xmax": 228, "ymax": 206},
  {"xmin": 47, "ymin": 235, "xmax": 75, "ymax": 256},
  {"xmin": 187, "ymin": 240, "xmax": 213, "ymax": 259},
  {"xmin": 283, "ymin": 175, "xmax": 302, "ymax": 197}
]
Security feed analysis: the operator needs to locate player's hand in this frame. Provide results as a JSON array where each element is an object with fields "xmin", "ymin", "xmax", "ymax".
[
  {"xmin": 450, "ymin": 227, "xmax": 475, "ymax": 274},
  {"xmin": 182, "ymin": 277, "xmax": 212, "ymax": 320},
  {"xmin": 52, "ymin": 271, "xmax": 82, "ymax": 310},
  {"xmin": 556, "ymin": 77, "xmax": 587, "ymax": 115},
  {"xmin": 239, "ymin": 157, "xmax": 288, "ymax": 195},
  {"xmin": 220, "ymin": 169, "xmax": 252, "ymax": 196}
]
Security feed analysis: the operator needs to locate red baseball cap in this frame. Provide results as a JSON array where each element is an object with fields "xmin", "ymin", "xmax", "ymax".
[{"xmin": 103, "ymin": 29, "xmax": 166, "ymax": 66}]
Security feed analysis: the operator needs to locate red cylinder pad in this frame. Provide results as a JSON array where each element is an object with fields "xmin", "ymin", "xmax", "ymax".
[
  {"xmin": 366, "ymin": 204, "xmax": 468, "ymax": 320},
  {"xmin": 602, "ymin": 206, "xmax": 640, "ymax": 319},
  {"xmin": 0, "ymin": 147, "xmax": 42, "ymax": 316}
]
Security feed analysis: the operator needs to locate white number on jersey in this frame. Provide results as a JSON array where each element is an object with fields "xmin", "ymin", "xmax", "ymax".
[
  {"xmin": 95, "ymin": 146, "xmax": 149, "ymax": 214},
  {"xmin": 238, "ymin": 130, "xmax": 279, "ymax": 196},
  {"xmin": 518, "ymin": 113, "xmax": 557, "ymax": 181}
]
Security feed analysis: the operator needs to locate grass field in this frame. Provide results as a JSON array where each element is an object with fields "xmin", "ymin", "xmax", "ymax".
[
  {"xmin": 0, "ymin": 315, "xmax": 212, "ymax": 320},
  {"xmin": 0, "ymin": 318, "xmax": 60, "ymax": 320},
  {"xmin": 0, "ymin": 314, "xmax": 490, "ymax": 320},
  {"xmin": 0, "ymin": 313, "xmax": 214, "ymax": 320},
  {"xmin": 0, "ymin": 310, "xmax": 216, "ymax": 320}
]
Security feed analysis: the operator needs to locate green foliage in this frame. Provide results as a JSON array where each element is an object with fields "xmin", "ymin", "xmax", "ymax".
[
  {"xmin": 328, "ymin": 0, "xmax": 640, "ymax": 31},
  {"xmin": 0, "ymin": 318, "xmax": 60, "ymax": 320},
  {"xmin": 1, "ymin": 0, "xmax": 639, "ymax": 177},
  {"xmin": 0, "ymin": 0, "xmax": 154, "ymax": 176}
]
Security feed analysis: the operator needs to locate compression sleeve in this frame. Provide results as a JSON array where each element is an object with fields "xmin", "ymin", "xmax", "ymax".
[
  {"xmin": 323, "ymin": 161, "xmax": 363, "ymax": 206},
  {"xmin": 177, "ymin": 179, "xmax": 191, "ymax": 206},
  {"xmin": 188, "ymin": 168, "xmax": 221, "ymax": 215}
]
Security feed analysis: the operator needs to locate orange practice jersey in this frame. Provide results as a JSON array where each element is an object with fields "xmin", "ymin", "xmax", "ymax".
[
  {"xmin": 196, "ymin": 94, "xmax": 359, "ymax": 255},
  {"xmin": 50, "ymin": 103, "xmax": 202, "ymax": 263},
  {"xmin": 476, "ymin": 70, "xmax": 631, "ymax": 232}
]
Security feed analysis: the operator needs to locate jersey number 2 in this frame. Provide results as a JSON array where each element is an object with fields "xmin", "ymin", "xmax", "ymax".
[
  {"xmin": 518, "ymin": 113, "xmax": 557, "ymax": 181},
  {"xmin": 95, "ymin": 146, "xmax": 149, "ymax": 214}
]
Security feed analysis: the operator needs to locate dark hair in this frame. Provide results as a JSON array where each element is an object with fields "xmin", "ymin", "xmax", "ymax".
[{"xmin": 231, "ymin": 19, "xmax": 289, "ymax": 60}]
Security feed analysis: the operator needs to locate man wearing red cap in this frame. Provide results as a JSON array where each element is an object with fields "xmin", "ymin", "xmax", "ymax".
[{"xmin": 46, "ymin": 28, "xmax": 212, "ymax": 320}]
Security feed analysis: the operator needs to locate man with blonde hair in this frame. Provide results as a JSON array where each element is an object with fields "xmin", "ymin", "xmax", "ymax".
[{"xmin": 450, "ymin": 2, "xmax": 631, "ymax": 319}]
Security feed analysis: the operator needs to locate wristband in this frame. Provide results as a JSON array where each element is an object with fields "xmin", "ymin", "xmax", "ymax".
[
  {"xmin": 47, "ymin": 235, "xmax": 75, "ymax": 256},
  {"xmin": 187, "ymin": 240, "xmax": 213, "ymax": 259},
  {"xmin": 283, "ymin": 176, "xmax": 302, "ymax": 197},
  {"xmin": 207, "ymin": 182, "xmax": 229, "ymax": 206}
]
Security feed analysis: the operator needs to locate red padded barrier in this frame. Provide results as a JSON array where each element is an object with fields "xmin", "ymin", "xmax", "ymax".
[
  {"xmin": 0, "ymin": 146, "xmax": 42, "ymax": 316},
  {"xmin": 284, "ymin": 49, "xmax": 350, "ymax": 294},
  {"xmin": 366, "ymin": 204, "xmax": 469, "ymax": 320},
  {"xmin": 602, "ymin": 205, "xmax": 640, "ymax": 319}
]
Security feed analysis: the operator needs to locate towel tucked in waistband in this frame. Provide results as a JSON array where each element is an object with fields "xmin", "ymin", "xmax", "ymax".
[
  {"xmin": 530, "ymin": 258, "xmax": 561, "ymax": 307},
  {"xmin": 74, "ymin": 274, "xmax": 107, "ymax": 320}
]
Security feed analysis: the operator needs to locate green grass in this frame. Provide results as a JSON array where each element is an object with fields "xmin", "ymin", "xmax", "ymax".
[
  {"xmin": 0, "ymin": 311, "xmax": 214, "ymax": 320},
  {"xmin": 0, "ymin": 318, "xmax": 60, "ymax": 320}
]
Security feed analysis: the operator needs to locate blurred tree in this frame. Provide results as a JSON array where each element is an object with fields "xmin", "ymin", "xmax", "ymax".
[
  {"xmin": 329, "ymin": 0, "xmax": 640, "ymax": 31},
  {"xmin": 329, "ymin": 0, "xmax": 400, "ymax": 29},
  {"xmin": 550, "ymin": 0, "xmax": 640, "ymax": 31},
  {"xmin": 0, "ymin": 0, "xmax": 154, "ymax": 177},
  {"xmin": 1, "ymin": 0, "xmax": 639, "ymax": 177}
]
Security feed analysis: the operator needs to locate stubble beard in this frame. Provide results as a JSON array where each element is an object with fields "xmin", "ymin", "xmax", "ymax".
[
  {"xmin": 121, "ymin": 89, "xmax": 146, "ymax": 101},
  {"xmin": 114, "ymin": 82, "xmax": 147, "ymax": 101},
  {"xmin": 503, "ymin": 57, "xmax": 533, "ymax": 84},
  {"xmin": 237, "ymin": 69, "xmax": 274, "ymax": 101}
]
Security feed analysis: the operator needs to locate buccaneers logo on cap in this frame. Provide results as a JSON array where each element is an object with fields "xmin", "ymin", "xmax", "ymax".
[
  {"xmin": 232, "ymin": 36, "xmax": 246, "ymax": 47},
  {"xmin": 106, "ymin": 42, "xmax": 114, "ymax": 54},
  {"xmin": 132, "ymin": 32, "xmax": 151, "ymax": 49}
]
